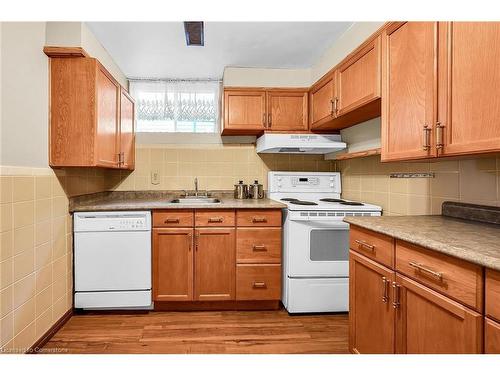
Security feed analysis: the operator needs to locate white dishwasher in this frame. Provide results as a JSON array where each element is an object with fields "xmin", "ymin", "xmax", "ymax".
[{"xmin": 74, "ymin": 211, "xmax": 152, "ymax": 309}]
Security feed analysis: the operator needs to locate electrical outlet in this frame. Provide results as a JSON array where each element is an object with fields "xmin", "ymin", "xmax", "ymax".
[{"xmin": 151, "ymin": 168, "xmax": 160, "ymax": 185}]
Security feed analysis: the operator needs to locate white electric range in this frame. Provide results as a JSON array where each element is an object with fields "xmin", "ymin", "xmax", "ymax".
[{"xmin": 268, "ymin": 171, "xmax": 382, "ymax": 313}]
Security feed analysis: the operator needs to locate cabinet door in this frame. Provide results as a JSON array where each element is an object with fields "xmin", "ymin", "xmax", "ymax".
[
  {"xmin": 195, "ymin": 228, "xmax": 235, "ymax": 301},
  {"xmin": 438, "ymin": 22, "xmax": 500, "ymax": 156},
  {"xmin": 485, "ymin": 317, "xmax": 500, "ymax": 354},
  {"xmin": 309, "ymin": 73, "xmax": 336, "ymax": 129},
  {"xmin": 349, "ymin": 251, "xmax": 395, "ymax": 354},
  {"xmin": 266, "ymin": 90, "xmax": 308, "ymax": 131},
  {"xmin": 395, "ymin": 274, "xmax": 483, "ymax": 354},
  {"xmin": 223, "ymin": 90, "xmax": 266, "ymax": 134},
  {"xmin": 119, "ymin": 88, "xmax": 135, "ymax": 170},
  {"xmin": 337, "ymin": 35, "xmax": 381, "ymax": 116},
  {"xmin": 381, "ymin": 22, "xmax": 438, "ymax": 161},
  {"xmin": 153, "ymin": 228, "xmax": 193, "ymax": 301},
  {"xmin": 96, "ymin": 64, "xmax": 120, "ymax": 168}
]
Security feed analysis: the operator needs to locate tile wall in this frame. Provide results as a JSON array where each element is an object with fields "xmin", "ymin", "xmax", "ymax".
[
  {"xmin": 339, "ymin": 155, "xmax": 500, "ymax": 215},
  {"xmin": 0, "ymin": 168, "xmax": 72, "ymax": 353}
]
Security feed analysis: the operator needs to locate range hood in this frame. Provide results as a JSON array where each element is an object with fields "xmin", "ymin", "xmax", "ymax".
[{"xmin": 256, "ymin": 133, "xmax": 346, "ymax": 154}]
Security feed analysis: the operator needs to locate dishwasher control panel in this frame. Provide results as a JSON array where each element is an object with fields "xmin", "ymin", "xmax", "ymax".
[{"xmin": 74, "ymin": 211, "xmax": 152, "ymax": 232}]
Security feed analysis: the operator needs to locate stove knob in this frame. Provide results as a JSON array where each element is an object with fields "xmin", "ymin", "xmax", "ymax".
[
  {"xmin": 330, "ymin": 183, "xmax": 334, "ymax": 187},
  {"xmin": 330, "ymin": 177, "xmax": 334, "ymax": 181}
]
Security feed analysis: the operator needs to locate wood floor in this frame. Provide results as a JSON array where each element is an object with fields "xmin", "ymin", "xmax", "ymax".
[{"xmin": 40, "ymin": 309, "xmax": 349, "ymax": 354}]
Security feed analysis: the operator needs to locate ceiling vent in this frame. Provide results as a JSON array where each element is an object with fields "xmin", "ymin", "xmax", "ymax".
[{"xmin": 184, "ymin": 21, "xmax": 204, "ymax": 46}]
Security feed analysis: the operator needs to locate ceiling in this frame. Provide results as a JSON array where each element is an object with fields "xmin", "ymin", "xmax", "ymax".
[{"xmin": 86, "ymin": 22, "xmax": 352, "ymax": 79}]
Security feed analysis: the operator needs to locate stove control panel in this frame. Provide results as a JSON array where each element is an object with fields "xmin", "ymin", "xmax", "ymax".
[{"xmin": 269, "ymin": 172, "xmax": 341, "ymax": 193}]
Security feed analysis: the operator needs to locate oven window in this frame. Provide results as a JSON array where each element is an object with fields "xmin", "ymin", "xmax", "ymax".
[{"xmin": 310, "ymin": 229, "xmax": 349, "ymax": 261}]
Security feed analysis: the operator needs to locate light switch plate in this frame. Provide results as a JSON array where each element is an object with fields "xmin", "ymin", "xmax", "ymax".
[{"xmin": 151, "ymin": 168, "xmax": 160, "ymax": 185}]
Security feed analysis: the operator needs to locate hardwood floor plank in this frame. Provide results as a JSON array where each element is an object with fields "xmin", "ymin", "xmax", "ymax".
[{"xmin": 40, "ymin": 309, "xmax": 349, "ymax": 354}]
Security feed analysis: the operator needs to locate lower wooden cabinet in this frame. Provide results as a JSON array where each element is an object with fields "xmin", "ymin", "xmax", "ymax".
[
  {"xmin": 236, "ymin": 264, "xmax": 281, "ymax": 300},
  {"xmin": 194, "ymin": 228, "xmax": 235, "ymax": 301},
  {"xmin": 485, "ymin": 317, "xmax": 500, "ymax": 354},
  {"xmin": 153, "ymin": 228, "xmax": 193, "ymax": 301},
  {"xmin": 349, "ymin": 251, "xmax": 395, "ymax": 354},
  {"xmin": 395, "ymin": 274, "xmax": 483, "ymax": 354}
]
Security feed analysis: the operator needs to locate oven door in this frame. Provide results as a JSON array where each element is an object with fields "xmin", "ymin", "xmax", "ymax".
[{"xmin": 286, "ymin": 218, "xmax": 349, "ymax": 277}]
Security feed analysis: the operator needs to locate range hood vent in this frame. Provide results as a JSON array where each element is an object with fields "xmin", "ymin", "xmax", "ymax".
[{"xmin": 256, "ymin": 134, "xmax": 346, "ymax": 154}]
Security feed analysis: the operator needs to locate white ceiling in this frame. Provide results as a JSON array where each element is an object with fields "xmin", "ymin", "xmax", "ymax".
[{"xmin": 86, "ymin": 22, "xmax": 352, "ymax": 79}]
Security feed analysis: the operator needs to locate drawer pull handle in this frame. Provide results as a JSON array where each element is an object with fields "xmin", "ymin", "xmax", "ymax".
[
  {"xmin": 252, "ymin": 217, "xmax": 267, "ymax": 223},
  {"xmin": 382, "ymin": 276, "xmax": 389, "ymax": 303},
  {"xmin": 208, "ymin": 217, "xmax": 224, "ymax": 223},
  {"xmin": 392, "ymin": 282, "xmax": 400, "ymax": 309},
  {"xmin": 409, "ymin": 261, "xmax": 443, "ymax": 281},
  {"xmin": 165, "ymin": 218, "xmax": 180, "ymax": 224},
  {"xmin": 253, "ymin": 282, "xmax": 267, "ymax": 289},
  {"xmin": 252, "ymin": 245, "xmax": 267, "ymax": 251},
  {"xmin": 355, "ymin": 239, "xmax": 375, "ymax": 252}
]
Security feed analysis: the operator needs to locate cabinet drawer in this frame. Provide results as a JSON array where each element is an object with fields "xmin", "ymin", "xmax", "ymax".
[
  {"xmin": 486, "ymin": 269, "xmax": 500, "ymax": 321},
  {"xmin": 349, "ymin": 225, "xmax": 394, "ymax": 268},
  {"xmin": 153, "ymin": 210, "xmax": 194, "ymax": 227},
  {"xmin": 195, "ymin": 210, "xmax": 235, "ymax": 227},
  {"xmin": 395, "ymin": 240, "xmax": 483, "ymax": 311},
  {"xmin": 237, "ymin": 228, "xmax": 281, "ymax": 264},
  {"xmin": 236, "ymin": 209, "xmax": 282, "ymax": 227},
  {"xmin": 236, "ymin": 264, "xmax": 281, "ymax": 300},
  {"xmin": 485, "ymin": 317, "xmax": 500, "ymax": 354}
]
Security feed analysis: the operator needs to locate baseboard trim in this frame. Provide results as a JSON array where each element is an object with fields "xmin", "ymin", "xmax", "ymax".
[
  {"xmin": 154, "ymin": 300, "xmax": 281, "ymax": 311},
  {"xmin": 27, "ymin": 309, "xmax": 73, "ymax": 354}
]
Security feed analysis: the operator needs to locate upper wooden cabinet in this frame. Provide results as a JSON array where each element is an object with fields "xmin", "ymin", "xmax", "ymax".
[
  {"xmin": 222, "ymin": 88, "xmax": 308, "ymax": 134},
  {"xmin": 310, "ymin": 35, "xmax": 382, "ymax": 131},
  {"xmin": 382, "ymin": 22, "xmax": 500, "ymax": 161},
  {"xmin": 48, "ymin": 56, "xmax": 135, "ymax": 169}
]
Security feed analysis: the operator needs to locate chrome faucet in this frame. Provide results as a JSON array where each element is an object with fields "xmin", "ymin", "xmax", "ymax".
[{"xmin": 194, "ymin": 177, "xmax": 199, "ymax": 197}]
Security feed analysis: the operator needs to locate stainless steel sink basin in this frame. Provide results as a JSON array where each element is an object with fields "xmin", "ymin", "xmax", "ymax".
[{"xmin": 170, "ymin": 197, "xmax": 221, "ymax": 204}]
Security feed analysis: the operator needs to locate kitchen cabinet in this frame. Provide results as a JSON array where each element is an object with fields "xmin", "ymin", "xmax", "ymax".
[
  {"xmin": 395, "ymin": 274, "xmax": 483, "ymax": 354},
  {"xmin": 349, "ymin": 224, "xmax": 487, "ymax": 354},
  {"xmin": 381, "ymin": 22, "xmax": 437, "ymax": 161},
  {"xmin": 485, "ymin": 317, "xmax": 500, "ymax": 354},
  {"xmin": 349, "ymin": 250, "xmax": 395, "ymax": 354},
  {"xmin": 382, "ymin": 22, "xmax": 500, "ymax": 161},
  {"xmin": 309, "ymin": 73, "xmax": 336, "ymax": 129},
  {"xmin": 152, "ymin": 209, "xmax": 281, "ymax": 307},
  {"xmin": 153, "ymin": 228, "xmax": 193, "ymax": 301},
  {"xmin": 195, "ymin": 228, "xmax": 236, "ymax": 301},
  {"xmin": 48, "ymin": 56, "xmax": 135, "ymax": 169},
  {"xmin": 222, "ymin": 88, "xmax": 308, "ymax": 134}
]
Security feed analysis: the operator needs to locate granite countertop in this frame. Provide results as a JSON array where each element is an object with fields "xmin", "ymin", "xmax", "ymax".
[
  {"xmin": 69, "ymin": 191, "xmax": 287, "ymax": 212},
  {"xmin": 344, "ymin": 215, "xmax": 500, "ymax": 271}
]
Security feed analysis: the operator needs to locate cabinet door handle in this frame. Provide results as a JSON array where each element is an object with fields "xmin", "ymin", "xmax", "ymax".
[
  {"xmin": 252, "ymin": 217, "xmax": 267, "ymax": 223},
  {"xmin": 409, "ymin": 261, "xmax": 443, "ymax": 281},
  {"xmin": 262, "ymin": 113, "xmax": 267, "ymax": 127},
  {"xmin": 422, "ymin": 125, "xmax": 431, "ymax": 151},
  {"xmin": 252, "ymin": 245, "xmax": 267, "ymax": 252},
  {"xmin": 330, "ymin": 99, "xmax": 335, "ymax": 115},
  {"xmin": 208, "ymin": 217, "xmax": 223, "ymax": 223},
  {"xmin": 268, "ymin": 113, "xmax": 272, "ymax": 127},
  {"xmin": 392, "ymin": 282, "xmax": 400, "ymax": 309},
  {"xmin": 355, "ymin": 239, "xmax": 375, "ymax": 252},
  {"xmin": 334, "ymin": 97, "xmax": 339, "ymax": 115},
  {"xmin": 117, "ymin": 152, "xmax": 122, "ymax": 165},
  {"xmin": 382, "ymin": 276, "xmax": 389, "ymax": 303},
  {"xmin": 253, "ymin": 282, "xmax": 267, "ymax": 289},
  {"xmin": 435, "ymin": 121, "xmax": 444, "ymax": 151},
  {"xmin": 188, "ymin": 232, "xmax": 192, "ymax": 252},
  {"xmin": 165, "ymin": 218, "xmax": 180, "ymax": 224}
]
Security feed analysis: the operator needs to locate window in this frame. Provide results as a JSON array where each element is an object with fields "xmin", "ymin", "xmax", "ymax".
[{"xmin": 129, "ymin": 80, "xmax": 221, "ymax": 133}]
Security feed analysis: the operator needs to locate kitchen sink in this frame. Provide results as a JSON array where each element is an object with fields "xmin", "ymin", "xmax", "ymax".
[{"xmin": 170, "ymin": 197, "xmax": 221, "ymax": 204}]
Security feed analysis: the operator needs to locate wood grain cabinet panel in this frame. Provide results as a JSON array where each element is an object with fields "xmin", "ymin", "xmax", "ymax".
[
  {"xmin": 222, "ymin": 90, "xmax": 266, "ymax": 135},
  {"xmin": 438, "ymin": 22, "xmax": 500, "ymax": 156},
  {"xmin": 153, "ymin": 228, "xmax": 193, "ymax": 301},
  {"xmin": 485, "ymin": 317, "xmax": 500, "ymax": 354},
  {"xmin": 48, "ymin": 57, "xmax": 135, "ymax": 169},
  {"xmin": 195, "ymin": 210, "xmax": 235, "ymax": 227},
  {"xmin": 395, "ymin": 274, "xmax": 483, "ymax": 354},
  {"xmin": 349, "ymin": 251, "xmax": 395, "ymax": 354},
  {"xmin": 350, "ymin": 225, "xmax": 394, "ymax": 268},
  {"xmin": 396, "ymin": 240, "xmax": 483, "ymax": 311},
  {"xmin": 337, "ymin": 35, "xmax": 381, "ymax": 116},
  {"xmin": 236, "ymin": 209, "xmax": 282, "ymax": 227},
  {"xmin": 266, "ymin": 90, "xmax": 308, "ymax": 131},
  {"xmin": 194, "ymin": 228, "xmax": 236, "ymax": 301},
  {"xmin": 381, "ymin": 22, "xmax": 438, "ymax": 161},
  {"xmin": 236, "ymin": 228, "xmax": 281, "ymax": 264},
  {"xmin": 309, "ymin": 73, "xmax": 336, "ymax": 129},
  {"xmin": 153, "ymin": 210, "xmax": 194, "ymax": 228},
  {"xmin": 236, "ymin": 264, "xmax": 281, "ymax": 300},
  {"xmin": 486, "ymin": 269, "xmax": 500, "ymax": 321}
]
